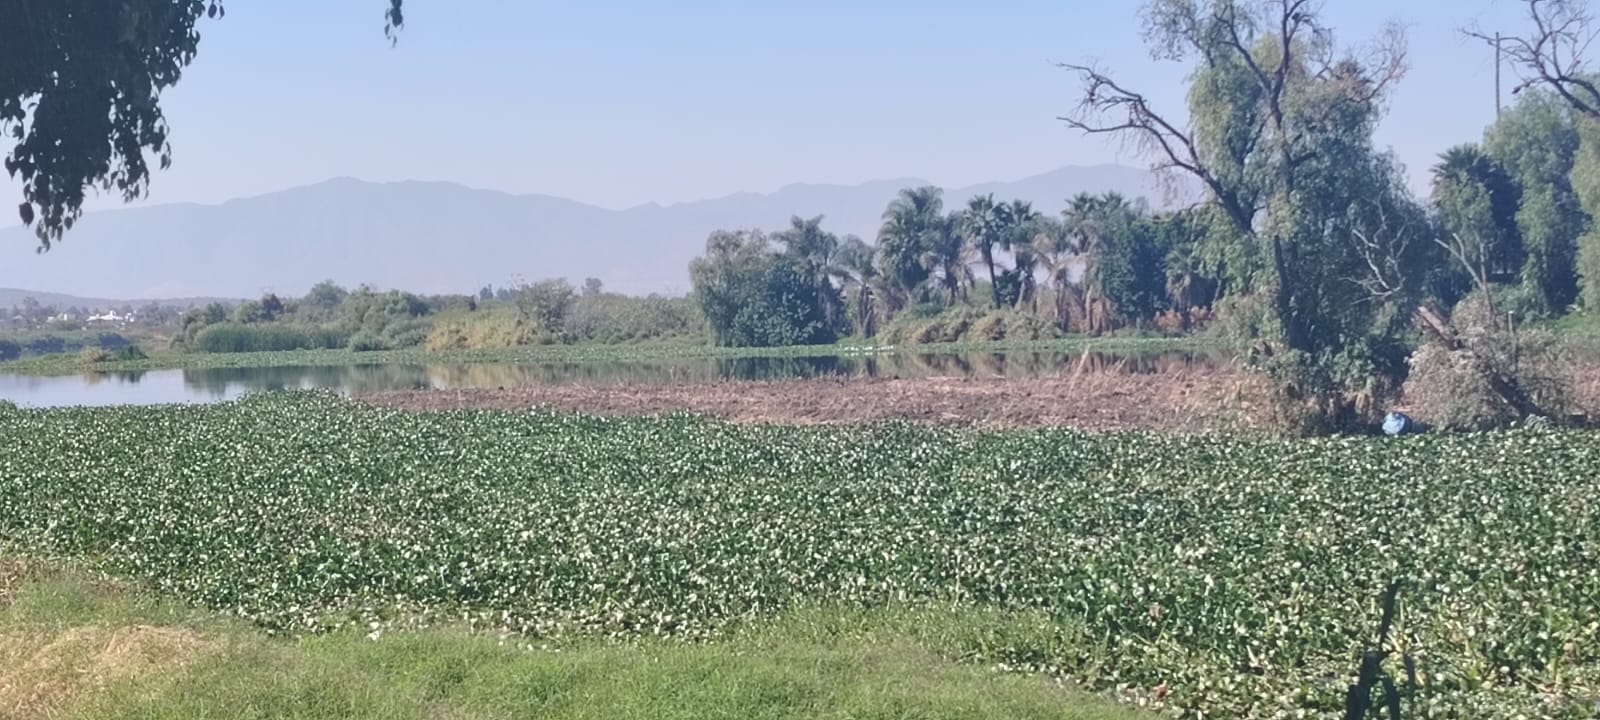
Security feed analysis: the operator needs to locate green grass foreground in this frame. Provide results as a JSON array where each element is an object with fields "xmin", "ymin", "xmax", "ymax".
[
  {"xmin": 0, "ymin": 563, "xmax": 1146, "ymax": 720},
  {"xmin": 3, "ymin": 394, "xmax": 1598, "ymax": 718},
  {"xmin": 0, "ymin": 335, "xmax": 1217, "ymax": 376}
]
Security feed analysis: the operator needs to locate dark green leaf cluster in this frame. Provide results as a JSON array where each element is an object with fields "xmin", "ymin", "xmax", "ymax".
[
  {"xmin": 690, "ymin": 229, "xmax": 839, "ymax": 347},
  {"xmin": 2, "ymin": 2, "xmax": 402, "ymax": 245}
]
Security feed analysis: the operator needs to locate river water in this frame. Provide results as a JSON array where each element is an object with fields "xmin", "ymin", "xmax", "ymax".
[{"xmin": 0, "ymin": 350, "xmax": 1223, "ymax": 408}]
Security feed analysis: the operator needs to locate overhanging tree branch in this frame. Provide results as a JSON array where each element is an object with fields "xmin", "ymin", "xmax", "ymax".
[
  {"xmin": 1057, "ymin": 63, "xmax": 1256, "ymax": 235},
  {"xmin": 4, "ymin": 1, "xmax": 406, "ymax": 248}
]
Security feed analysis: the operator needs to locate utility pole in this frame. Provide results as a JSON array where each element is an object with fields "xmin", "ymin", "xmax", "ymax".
[{"xmin": 1495, "ymin": 31, "xmax": 1503, "ymax": 119}]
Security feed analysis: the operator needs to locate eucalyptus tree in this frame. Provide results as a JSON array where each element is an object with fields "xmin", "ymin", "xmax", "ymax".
[{"xmin": 1060, "ymin": 0, "xmax": 1424, "ymax": 424}]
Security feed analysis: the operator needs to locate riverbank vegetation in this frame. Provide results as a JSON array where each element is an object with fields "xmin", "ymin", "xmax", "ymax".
[{"xmin": 8, "ymin": 2, "xmax": 1600, "ymax": 434}]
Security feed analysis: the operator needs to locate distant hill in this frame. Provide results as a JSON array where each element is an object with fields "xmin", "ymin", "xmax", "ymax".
[
  {"xmin": 0, "ymin": 288, "xmax": 238, "ymax": 311},
  {"xmin": 0, "ymin": 165, "xmax": 1196, "ymax": 299}
]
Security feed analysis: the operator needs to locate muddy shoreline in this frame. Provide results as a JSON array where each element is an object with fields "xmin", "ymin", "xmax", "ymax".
[{"xmin": 364, "ymin": 369, "xmax": 1269, "ymax": 432}]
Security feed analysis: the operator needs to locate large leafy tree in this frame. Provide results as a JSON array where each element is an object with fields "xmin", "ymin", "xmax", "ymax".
[
  {"xmin": 689, "ymin": 230, "xmax": 834, "ymax": 348},
  {"xmin": 3, "ymin": 1, "xmax": 404, "ymax": 247},
  {"xmin": 1430, "ymin": 145, "xmax": 1524, "ymax": 316},
  {"xmin": 1061, "ymin": 0, "xmax": 1422, "ymax": 422},
  {"xmin": 1484, "ymin": 90, "xmax": 1588, "ymax": 311},
  {"xmin": 1572, "ymin": 117, "xmax": 1600, "ymax": 309},
  {"xmin": 1485, "ymin": 0, "xmax": 1600, "ymax": 312},
  {"xmin": 511, "ymin": 279, "xmax": 578, "ymax": 342}
]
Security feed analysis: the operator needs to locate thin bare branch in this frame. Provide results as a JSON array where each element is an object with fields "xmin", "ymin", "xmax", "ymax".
[
  {"xmin": 1058, "ymin": 62, "xmax": 1256, "ymax": 234},
  {"xmin": 1347, "ymin": 200, "xmax": 1416, "ymax": 302},
  {"xmin": 1468, "ymin": 0, "xmax": 1600, "ymax": 118}
]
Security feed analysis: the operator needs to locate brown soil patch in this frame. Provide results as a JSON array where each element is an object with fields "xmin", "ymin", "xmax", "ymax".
[
  {"xmin": 367, "ymin": 368, "xmax": 1271, "ymax": 433},
  {"xmin": 0, "ymin": 624, "xmax": 208, "ymax": 720}
]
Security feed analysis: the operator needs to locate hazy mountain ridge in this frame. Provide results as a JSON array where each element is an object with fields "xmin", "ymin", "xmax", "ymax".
[
  {"xmin": 0, "ymin": 288, "xmax": 239, "ymax": 311},
  {"xmin": 0, "ymin": 164, "xmax": 1191, "ymax": 299}
]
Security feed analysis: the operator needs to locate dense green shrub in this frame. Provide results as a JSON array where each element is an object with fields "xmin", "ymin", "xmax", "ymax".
[
  {"xmin": 94, "ymin": 332, "xmax": 131, "ymax": 350},
  {"xmin": 1001, "ymin": 312, "xmax": 1055, "ymax": 342},
  {"xmin": 194, "ymin": 323, "xmax": 347, "ymax": 354},
  {"xmin": 1451, "ymin": 282, "xmax": 1549, "ymax": 329},
  {"xmin": 1209, "ymin": 292, "xmax": 1278, "ymax": 344},
  {"xmin": 23, "ymin": 336, "xmax": 66, "ymax": 355},
  {"xmin": 564, "ymin": 294, "xmax": 705, "ymax": 344},
  {"xmin": 0, "ymin": 331, "xmax": 135, "ymax": 358},
  {"xmin": 115, "ymin": 345, "xmax": 149, "ymax": 361},
  {"xmin": 347, "ymin": 332, "xmax": 390, "ymax": 352}
]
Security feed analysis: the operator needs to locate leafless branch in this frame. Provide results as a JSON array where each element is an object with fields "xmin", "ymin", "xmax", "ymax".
[
  {"xmin": 1347, "ymin": 200, "xmax": 1415, "ymax": 302},
  {"xmin": 1058, "ymin": 62, "xmax": 1257, "ymax": 234},
  {"xmin": 1432, "ymin": 232, "xmax": 1487, "ymax": 287},
  {"xmin": 1468, "ymin": 0, "xmax": 1600, "ymax": 118}
]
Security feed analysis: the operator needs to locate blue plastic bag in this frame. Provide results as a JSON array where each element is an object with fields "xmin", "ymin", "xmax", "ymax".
[{"xmin": 1382, "ymin": 412, "xmax": 1414, "ymax": 436}]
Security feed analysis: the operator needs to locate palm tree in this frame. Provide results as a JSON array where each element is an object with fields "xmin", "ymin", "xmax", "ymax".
[
  {"xmin": 1060, "ymin": 193, "xmax": 1106, "ymax": 333},
  {"xmin": 1061, "ymin": 192, "xmax": 1140, "ymax": 335},
  {"xmin": 1001, "ymin": 200, "xmax": 1043, "ymax": 310},
  {"xmin": 836, "ymin": 235, "xmax": 883, "ymax": 337},
  {"xmin": 775, "ymin": 215, "xmax": 847, "ymax": 334},
  {"xmin": 1165, "ymin": 241, "xmax": 1202, "ymax": 329},
  {"xmin": 960, "ymin": 194, "xmax": 1007, "ymax": 308},
  {"xmin": 1032, "ymin": 216, "xmax": 1078, "ymax": 330},
  {"xmin": 921, "ymin": 212, "xmax": 972, "ymax": 305},
  {"xmin": 1006, "ymin": 205, "xmax": 1051, "ymax": 313},
  {"xmin": 877, "ymin": 187, "xmax": 945, "ymax": 307},
  {"xmin": 1061, "ymin": 192, "xmax": 1104, "ymax": 256}
]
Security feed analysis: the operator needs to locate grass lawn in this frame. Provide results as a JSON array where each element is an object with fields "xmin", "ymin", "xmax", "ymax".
[{"xmin": 0, "ymin": 559, "xmax": 1147, "ymax": 720}]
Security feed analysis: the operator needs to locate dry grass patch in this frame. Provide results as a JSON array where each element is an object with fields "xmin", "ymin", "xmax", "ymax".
[
  {"xmin": 0, "ymin": 560, "xmax": 29, "ymax": 612},
  {"xmin": 0, "ymin": 624, "xmax": 208, "ymax": 720}
]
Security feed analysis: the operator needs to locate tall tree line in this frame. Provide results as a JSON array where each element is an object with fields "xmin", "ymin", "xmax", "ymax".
[{"xmin": 688, "ymin": 186, "xmax": 1221, "ymax": 346}]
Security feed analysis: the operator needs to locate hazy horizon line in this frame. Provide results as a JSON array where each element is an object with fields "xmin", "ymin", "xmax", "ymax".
[{"xmin": 1, "ymin": 162, "xmax": 1158, "ymax": 230}]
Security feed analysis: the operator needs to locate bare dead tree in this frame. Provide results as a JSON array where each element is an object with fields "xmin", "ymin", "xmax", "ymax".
[{"xmin": 1470, "ymin": 0, "xmax": 1600, "ymax": 118}]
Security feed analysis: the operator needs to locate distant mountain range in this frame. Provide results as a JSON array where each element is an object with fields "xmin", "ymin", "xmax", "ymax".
[
  {"xmin": 0, "ymin": 164, "xmax": 1193, "ymax": 300},
  {"xmin": 0, "ymin": 288, "xmax": 237, "ymax": 311}
]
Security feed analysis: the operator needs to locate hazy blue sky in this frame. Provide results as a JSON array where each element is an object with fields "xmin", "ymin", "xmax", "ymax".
[{"xmin": 4, "ymin": 0, "xmax": 1538, "ymax": 212}]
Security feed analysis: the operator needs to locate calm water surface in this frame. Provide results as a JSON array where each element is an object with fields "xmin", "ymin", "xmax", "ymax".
[{"xmin": 0, "ymin": 350, "xmax": 1223, "ymax": 408}]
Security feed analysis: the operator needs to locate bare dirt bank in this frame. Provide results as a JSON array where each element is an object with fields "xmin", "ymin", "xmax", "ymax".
[{"xmin": 364, "ymin": 369, "xmax": 1270, "ymax": 432}]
